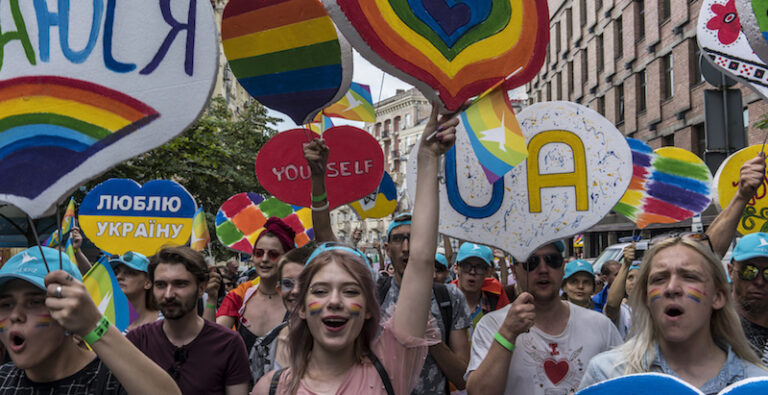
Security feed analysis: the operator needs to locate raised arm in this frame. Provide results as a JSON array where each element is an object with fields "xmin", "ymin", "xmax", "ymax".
[
  {"xmin": 304, "ymin": 138, "xmax": 337, "ymax": 243},
  {"xmin": 707, "ymin": 153, "xmax": 765, "ymax": 257},
  {"xmin": 605, "ymin": 245, "xmax": 633, "ymax": 324},
  {"xmin": 44, "ymin": 270, "xmax": 180, "ymax": 395},
  {"xmin": 394, "ymin": 105, "xmax": 459, "ymax": 338},
  {"xmin": 70, "ymin": 228, "xmax": 92, "ymax": 274}
]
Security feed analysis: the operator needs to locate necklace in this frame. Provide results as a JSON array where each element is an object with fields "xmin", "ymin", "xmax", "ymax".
[{"xmin": 258, "ymin": 286, "xmax": 278, "ymax": 299}]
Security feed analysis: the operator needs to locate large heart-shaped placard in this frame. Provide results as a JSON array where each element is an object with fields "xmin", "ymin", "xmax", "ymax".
[
  {"xmin": 614, "ymin": 139, "xmax": 712, "ymax": 229},
  {"xmin": 698, "ymin": 0, "xmax": 768, "ymax": 99},
  {"xmin": 713, "ymin": 145, "xmax": 768, "ymax": 234},
  {"xmin": 222, "ymin": 0, "xmax": 352, "ymax": 125},
  {"xmin": 0, "ymin": 1, "xmax": 218, "ymax": 218},
  {"xmin": 255, "ymin": 126, "xmax": 384, "ymax": 210},
  {"xmin": 79, "ymin": 179, "xmax": 197, "ymax": 256},
  {"xmin": 323, "ymin": 0, "xmax": 549, "ymax": 111},
  {"xmin": 406, "ymin": 101, "xmax": 632, "ymax": 261}
]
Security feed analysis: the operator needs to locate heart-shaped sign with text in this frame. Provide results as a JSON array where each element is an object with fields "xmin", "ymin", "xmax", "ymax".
[
  {"xmin": 255, "ymin": 126, "xmax": 384, "ymax": 210},
  {"xmin": 407, "ymin": 101, "xmax": 632, "ymax": 261},
  {"xmin": 0, "ymin": 1, "xmax": 218, "ymax": 218}
]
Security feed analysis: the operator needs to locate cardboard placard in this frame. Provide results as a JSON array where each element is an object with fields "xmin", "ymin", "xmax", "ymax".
[
  {"xmin": 406, "ymin": 101, "xmax": 632, "ymax": 261},
  {"xmin": 0, "ymin": 1, "xmax": 218, "ymax": 218},
  {"xmin": 79, "ymin": 179, "xmax": 197, "ymax": 256},
  {"xmin": 255, "ymin": 126, "xmax": 384, "ymax": 210},
  {"xmin": 713, "ymin": 145, "xmax": 768, "ymax": 234},
  {"xmin": 323, "ymin": 0, "xmax": 549, "ymax": 111},
  {"xmin": 577, "ymin": 373, "xmax": 768, "ymax": 395},
  {"xmin": 735, "ymin": 0, "xmax": 768, "ymax": 65}
]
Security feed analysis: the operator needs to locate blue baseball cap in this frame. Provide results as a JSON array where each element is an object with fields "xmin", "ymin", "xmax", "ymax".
[
  {"xmin": 109, "ymin": 251, "xmax": 149, "ymax": 273},
  {"xmin": 457, "ymin": 243, "xmax": 493, "ymax": 267},
  {"xmin": 629, "ymin": 263, "xmax": 641, "ymax": 272},
  {"xmin": 386, "ymin": 212, "xmax": 412, "ymax": 240},
  {"xmin": 732, "ymin": 233, "xmax": 768, "ymax": 262},
  {"xmin": 0, "ymin": 247, "xmax": 83, "ymax": 291},
  {"xmin": 563, "ymin": 259, "xmax": 594, "ymax": 280},
  {"xmin": 435, "ymin": 253, "xmax": 449, "ymax": 269}
]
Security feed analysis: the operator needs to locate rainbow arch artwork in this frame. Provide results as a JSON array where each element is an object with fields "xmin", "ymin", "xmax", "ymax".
[{"xmin": 0, "ymin": 76, "xmax": 158, "ymax": 202}]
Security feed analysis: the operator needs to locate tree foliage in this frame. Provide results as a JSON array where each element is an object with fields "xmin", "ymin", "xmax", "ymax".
[{"xmin": 81, "ymin": 96, "xmax": 280, "ymax": 259}]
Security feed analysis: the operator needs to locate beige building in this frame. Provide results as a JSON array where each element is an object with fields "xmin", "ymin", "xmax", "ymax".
[{"xmin": 210, "ymin": 0, "xmax": 252, "ymax": 114}]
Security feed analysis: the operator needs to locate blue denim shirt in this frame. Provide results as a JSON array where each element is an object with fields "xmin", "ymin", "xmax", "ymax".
[{"xmin": 579, "ymin": 344, "xmax": 768, "ymax": 394}]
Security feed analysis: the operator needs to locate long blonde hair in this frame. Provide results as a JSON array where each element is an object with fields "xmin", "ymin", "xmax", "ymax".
[{"xmin": 619, "ymin": 237, "xmax": 766, "ymax": 374}]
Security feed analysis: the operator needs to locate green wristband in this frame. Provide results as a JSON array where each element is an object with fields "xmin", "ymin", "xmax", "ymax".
[
  {"xmin": 206, "ymin": 302, "xmax": 217, "ymax": 310},
  {"xmin": 83, "ymin": 316, "xmax": 111, "ymax": 345},
  {"xmin": 312, "ymin": 192, "xmax": 327, "ymax": 202},
  {"xmin": 494, "ymin": 332, "xmax": 515, "ymax": 353}
]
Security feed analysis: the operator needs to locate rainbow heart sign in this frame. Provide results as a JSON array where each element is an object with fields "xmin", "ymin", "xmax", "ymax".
[
  {"xmin": 0, "ymin": 1, "xmax": 218, "ymax": 218},
  {"xmin": 614, "ymin": 139, "xmax": 712, "ymax": 229},
  {"xmin": 215, "ymin": 193, "xmax": 313, "ymax": 254},
  {"xmin": 79, "ymin": 179, "xmax": 197, "ymax": 256},
  {"xmin": 222, "ymin": 0, "xmax": 352, "ymax": 125},
  {"xmin": 577, "ymin": 373, "xmax": 768, "ymax": 395},
  {"xmin": 698, "ymin": 0, "xmax": 768, "ymax": 100},
  {"xmin": 255, "ymin": 126, "xmax": 384, "ymax": 210},
  {"xmin": 406, "ymin": 102, "xmax": 632, "ymax": 261},
  {"xmin": 323, "ymin": 0, "xmax": 549, "ymax": 111},
  {"xmin": 713, "ymin": 145, "xmax": 768, "ymax": 235}
]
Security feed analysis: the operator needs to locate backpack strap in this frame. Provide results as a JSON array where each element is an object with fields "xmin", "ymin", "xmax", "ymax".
[
  {"xmin": 368, "ymin": 352, "xmax": 395, "ymax": 395},
  {"xmin": 260, "ymin": 321, "xmax": 288, "ymax": 348},
  {"xmin": 376, "ymin": 276, "xmax": 392, "ymax": 305},
  {"xmin": 432, "ymin": 283, "xmax": 453, "ymax": 342},
  {"xmin": 268, "ymin": 368, "xmax": 285, "ymax": 395}
]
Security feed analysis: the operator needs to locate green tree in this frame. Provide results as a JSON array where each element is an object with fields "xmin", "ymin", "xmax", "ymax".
[{"xmin": 83, "ymin": 96, "xmax": 280, "ymax": 259}]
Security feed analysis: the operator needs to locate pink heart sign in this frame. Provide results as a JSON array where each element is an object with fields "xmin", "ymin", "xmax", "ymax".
[{"xmin": 255, "ymin": 126, "xmax": 384, "ymax": 210}]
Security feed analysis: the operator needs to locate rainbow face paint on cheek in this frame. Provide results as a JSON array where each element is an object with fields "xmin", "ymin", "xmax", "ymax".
[
  {"xmin": 34, "ymin": 314, "xmax": 52, "ymax": 329},
  {"xmin": 349, "ymin": 303, "xmax": 362, "ymax": 317},
  {"xmin": 686, "ymin": 287, "xmax": 704, "ymax": 303},
  {"xmin": 0, "ymin": 318, "xmax": 7, "ymax": 333},
  {"xmin": 648, "ymin": 287, "xmax": 662, "ymax": 303},
  {"xmin": 308, "ymin": 302, "xmax": 323, "ymax": 316}
]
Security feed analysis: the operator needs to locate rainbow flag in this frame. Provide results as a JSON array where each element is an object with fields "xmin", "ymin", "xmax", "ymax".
[
  {"xmin": 308, "ymin": 115, "xmax": 334, "ymax": 134},
  {"xmin": 313, "ymin": 82, "xmax": 375, "ymax": 123},
  {"xmin": 42, "ymin": 197, "xmax": 77, "ymax": 247},
  {"xmin": 461, "ymin": 89, "xmax": 527, "ymax": 184},
  {"xmin": 64, "ymin": 238, "xmax": 76, "ymax": 263},
  {"xmin": 190, "ymin": 207, "xmax": 211, "ymax": 252},
  {"xmin": 83, "ymin": 259, "xmax": 136, "ymax": 332}
]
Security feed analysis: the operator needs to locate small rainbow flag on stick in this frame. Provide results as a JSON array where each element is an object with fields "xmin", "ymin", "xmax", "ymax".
[
  {"xmin": 190, "ymin": 207, "xmax": 211, "ymax": 252},
  {"xmin": 83, "ymin": 259, "xmax": 136, "ymax": 332},
  {"xmin": 308, "ymin": 115, "xmax": 334, "ymax": 134},
  {"xmin": 461, "ymin": 89, "xmax": 527, "ymax": 184},
  {"xmin": 313, "ymin": 82, "xmax": 375, "ymax": 123},
  {"xmin": 43, "ymin": 197, "xmax": 77, "ymax": 247},
  {"xmin": 64, "ymin": 238, "xmax": 76, "ymax": 263}
]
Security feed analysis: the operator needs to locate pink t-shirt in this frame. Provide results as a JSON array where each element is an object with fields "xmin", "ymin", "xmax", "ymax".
[{"xmin": 271, "ymin": 317, "xmax": 440, "ymax": 394}]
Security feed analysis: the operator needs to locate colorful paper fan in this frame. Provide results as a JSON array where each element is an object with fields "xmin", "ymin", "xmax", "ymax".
[
  {"xmin": 0, "ymin": 76, "xmax": 159, "ymax": 201},
  {"xmin": 614, "ymin": 139, "xmax": 712, "ymax": 229},
  {"xmin": 216, "ymin": 193, "xmax": 314, "ymax": 254},
  {"xmin": 222, "ymin": 0, "xmax": 353, "ymax": 125}
]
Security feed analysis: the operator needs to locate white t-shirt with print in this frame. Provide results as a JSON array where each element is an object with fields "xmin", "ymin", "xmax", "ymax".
[{"xmin": 465, "ymin": 302, "xmax": 622, "ymax": 395}]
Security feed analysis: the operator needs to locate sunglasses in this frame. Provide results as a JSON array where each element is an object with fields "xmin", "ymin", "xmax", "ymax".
[
  {"xmin": 306, "ymin": 242, "xmax": 371, "ymax": 267},
  {"xmin": 520, "ymin": 253, "xmax": 564, "ymax": 272},
  {"xmin": 279, "ymin": 278, "xmax": 296, "ymax": 292},
  {"xmin": 650, "ymin": 232, "xmax": 714, "ymax": 252},
  {"xmin": 166, "ymin": 347, "xmax": 188, "ymax": 382},
  {"xmin": 254, "ymin": 248, "xmax": 281, "ymax": 261},
  {"xmin": 459, "ymin": 262, "xmax": 489, "ymax": 274},
  {"xmin": 737, "ymin": 263, "xmax": 768, "ymax": 282},
  {"xmin": 389, "ymin": 233, "xmax": 411, "ymax": 244}
]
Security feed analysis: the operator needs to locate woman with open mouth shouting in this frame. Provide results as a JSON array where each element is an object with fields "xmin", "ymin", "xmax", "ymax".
[
  {"xmin": 252, "ymin": 104, "xmax": 459, "ymax": 395},
  {"xmin": 579, "ymin": 235, "xmax": 768, "ymax": 392}
]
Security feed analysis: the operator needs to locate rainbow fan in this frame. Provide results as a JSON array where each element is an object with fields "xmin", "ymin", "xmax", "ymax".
[
  {"xmin": 216, "ymin": 193, "xmax": 314, "ymax": 254},
  {"xmin": 0, "ymin": 76, "xmax": 159, "ymax": 199}
]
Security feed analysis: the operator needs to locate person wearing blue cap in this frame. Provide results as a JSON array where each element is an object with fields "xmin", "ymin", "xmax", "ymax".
[
  {"xmin": 561, "ymin": 259, "xmax": 596, "ymax": 310},
  {"xmin": 605, "ymin": 246, "xmax": 642, "ymax": 339},
  {"xmin": 434, "ymin": 253, "xmax": 451, "ymax": 284},
  {"xmin": 730, "ymin": 232, "xmax": 768, "ymax": 364},
  {"xmin": 0, "ymin": 247, "xmax": 180, "ymax": 394},
  {"xmin": 451, "ymin": 243, "xmax": 510, "ymax": 330},
  {"xmin": 110, "ymin": 251, "xmax": 160, "ymax": 332}
]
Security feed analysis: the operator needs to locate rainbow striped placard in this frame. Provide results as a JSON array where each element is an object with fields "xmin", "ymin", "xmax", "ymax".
[
  {"xmin": 614, "ymin": 139, "xmax": 712, "ymax": 229},
  {"xmin": 222, "ymin": 0, "xmax": 352, "ymax": 125},
  {"xmin": 216, "ymin": 193, "xmax": 314, "ymax": 254}
]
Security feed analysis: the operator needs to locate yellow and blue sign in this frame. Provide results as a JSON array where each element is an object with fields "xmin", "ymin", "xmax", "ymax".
[
  {"xmin": 79, "ymin": 179, "xmax": 197, "ymax": 256},
  {"xmin": 349, "ymin": 171, "xmax": 397, "ymax": 219}
]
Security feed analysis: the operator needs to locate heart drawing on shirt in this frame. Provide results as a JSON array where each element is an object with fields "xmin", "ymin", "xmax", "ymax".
[{"xmin": 543, "ymin": 359, "xmax": 569, "ymax": 385}]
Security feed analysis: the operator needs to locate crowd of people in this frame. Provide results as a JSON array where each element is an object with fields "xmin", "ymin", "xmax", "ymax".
[{"xmin": 0, "ymin": 105, "xmax": 766, "ymax": 394}]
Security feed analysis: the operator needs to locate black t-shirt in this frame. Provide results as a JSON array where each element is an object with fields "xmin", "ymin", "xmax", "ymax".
[
  {"xmin": 740, "ymin": 315, "xmax": 768, "ymax": 364},
  {"xmin": 0, "ymin": 358, "xmax": 125, "ymax": 394}
]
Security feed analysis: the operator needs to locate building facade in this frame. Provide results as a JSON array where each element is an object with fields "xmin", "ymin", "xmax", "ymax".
[
  {"xmin": 527, "ymin": 0, "xmax": 768, "ymax": 257},
  {"xmin": 210, "ymin": 0, "xmax": 252, "ymax": 114}
]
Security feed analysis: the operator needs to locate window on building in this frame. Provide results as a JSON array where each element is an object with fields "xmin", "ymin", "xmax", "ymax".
[
  {"xmin": 566, "ymin": 8, "xmax": 573, "ymax": 38},
  {"xmin": 597, "ymin": 96, "xmax": 605, "ymax": 115},
  {"xmin": 375, "ymin": 123, "xmax": 381, "ymax": 137},
  {"xmin": 663, "ymin": 53, "xmax": 674, "ymax": 99},
  {"xmin": 693, "ymin": 123, "xmax": 706, "ymax": 157},
  {"xmin": 580, "ymin": 0, "xmax": 587, "ymax": 27},
  {"xmin": 547, "ymin": 82, "xmax": 552, "ymax": 101},
  {"xmin": 394, "ymin": 116, "xmax": 401, "ymax": 132},
  {"xmin": 556, "ymin": 74, "xmax": 562, "ymax": 100},
  {"xmin": 582, "ymin": 50, "xmax": 588, "ymax": 85},
  {"xmin": 637, "ymin": 0, "xmax": 645, "ymax": 41},
  {"xmin": 744, "ymin": 107, "xmax": 750, "ymax": 132},
  {"xmin": 555, "ymin": 21, "xmax": 561, "ymax": 55},
  {"xmin": 617, "ymin": 84, "xmax": 625, "ymax": 123},
  {"xmin": 662, "ymin": 134, "xmax": 674, "ymax": 147},
  {"xmin": 596, "ymin": 0, "xmax": 602, "ymax": 13},
  {"xmin": 404, "ymin": 114, "xmax": 411, "ymax": 128},
  {"xmin": 568, "ymin": 61, "xmax": 575, "ymax": 95},
  {"xmin": 692, "ymin": 40, "xmax": 703, "ymax": 84},
  {"xmin": 638, "ymin": 70, "xmax": 647, "ymax": 112},
  {"xmin": 661, "ymin": 0, "xmax": 671, "ymax": 21},
  {"xmin": 384, "ymin": 119, "xmax": 391, "ymax": 135},
  {"xmin": 615, "ymin": 17, "xmax": 623, "ymax": 60},
  {"xmin": 597, "ymin": 34, "xmax": 604, "ymax": 72}
]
